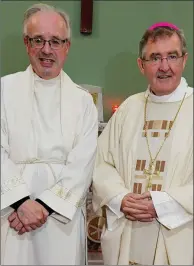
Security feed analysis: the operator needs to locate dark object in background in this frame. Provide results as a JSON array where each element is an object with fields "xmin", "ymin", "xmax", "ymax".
[{"xmin": 80, "ymin": 0, "xmax": 93, "ymax": 35}]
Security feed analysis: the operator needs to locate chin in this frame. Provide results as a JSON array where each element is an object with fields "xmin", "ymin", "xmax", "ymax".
[
  {"xmin": 152, "ymin": 79, "xmax": 177, "ymax": 95},
  {"xmin": 39, "ymin": 68, "xmax": 55, "ymax": 79},
  {"xmin": 154, "ymin": 86, "xmax": 176, "ymax": 96}
]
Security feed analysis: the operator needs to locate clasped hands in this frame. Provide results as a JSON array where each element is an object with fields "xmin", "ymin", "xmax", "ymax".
[
  {"xmin": 121, "ymin": 192, "xmax": 157, "ymax": 222},
  {"xmin": 8, "ymin": 199, "xmax": 49, "ymax": 235}
]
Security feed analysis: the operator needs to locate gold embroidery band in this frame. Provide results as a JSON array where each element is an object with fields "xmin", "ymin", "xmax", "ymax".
[
  {"xmin": 133, "ymin": 183, "xmax": 142, "ymax": 194},
  {"xmin": 135, "ymin": 160, "xmax": 166, "ymax": 174},
  {"xmin": 129, "ymin": 260, "xmax": 138, "ymax": 265},
  {"xmin": 50, "ymin": 185, "xmax": 86, "ymax": 208},
  {"xmin": 143, "ymin": 120, "xmax": 173, "ymax": 130},
  {"xmin": 135, "ymin": 160, "xmax": 146, "ymax": 171},
  {"xmin": 155, "ymin": 160, "xmax": 165, "ymax": 172},
  {"xmin": 133, "ymin": 182, "xmax": 162, "ymax": 193},
  {"xmin": 151, "ymin": 132, "xmax": 159, "ymax": 137},
  {"xmin": 151, "ymin": 184, "xmax": 162, "ymax": 191}
]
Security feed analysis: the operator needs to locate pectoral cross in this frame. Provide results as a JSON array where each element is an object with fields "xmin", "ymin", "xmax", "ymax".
[{"xmin": 143, "ymin": 161, "xmax": 160, "ymax": 191}]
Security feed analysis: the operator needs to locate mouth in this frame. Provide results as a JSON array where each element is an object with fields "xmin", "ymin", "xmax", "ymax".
[
  {"xmin": 157, "ymin": 74, "xmax": 172, "ymax": 80},
  {"xmin": 39, "ymin": 58, "xmax": 55, "ymax": 67}
]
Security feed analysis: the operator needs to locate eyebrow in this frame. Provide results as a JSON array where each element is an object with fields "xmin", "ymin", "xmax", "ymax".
[
  {"xmin": 149, "ymin": 51, "xmax": 179, "ymax": 58},
  {"xmin": 31, "ymin": 34, "xmax": 65, "ymax": 40}
]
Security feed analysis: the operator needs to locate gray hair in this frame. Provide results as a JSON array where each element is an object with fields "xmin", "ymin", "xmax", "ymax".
[
  {"xmin": 139, "ymin": 26, "xmax": 187, "ymax": 59},
  {"xmin": 23, "ymin": 3, "xmax": 71, "ymax": 39}
]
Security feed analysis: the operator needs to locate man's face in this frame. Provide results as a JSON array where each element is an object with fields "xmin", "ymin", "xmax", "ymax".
[
  {"xmin": 24, "ymin": 11, "xmax": 70, "ymax": 79},
  {"xmin": 137, "ymin": 33, "xmax": 188, "ymax": 95}
]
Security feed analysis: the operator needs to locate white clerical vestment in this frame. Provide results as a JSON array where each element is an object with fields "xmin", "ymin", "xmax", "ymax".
[
  {"xmin": 92, "ymin": 77, "xmax": 193, "ymax": 265},
  {"xmin": 1, "ymin": 65, "xmax": 98, "ymax": 265}
]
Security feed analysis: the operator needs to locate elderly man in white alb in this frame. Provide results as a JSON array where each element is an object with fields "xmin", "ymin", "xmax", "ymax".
[
  {"xmin": 92, "ymin": 22, "xmax": 193, "ymax": 265},
  {"xmin": 1, "ymin": 3, "xmax": 98, "ymax": 265}
]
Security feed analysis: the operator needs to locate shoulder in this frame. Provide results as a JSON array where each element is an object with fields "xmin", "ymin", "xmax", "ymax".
[
  {"xmin": 74, "ymin": 83, "xmax": 90, "ymax": 96},
  {"xmin": 62, "ymin": 71, "xmax": 93, "ymax": 101},
  {"xmin": 105, "ymin": 92, "xmax": 145, "ymax": 130},
  {"xmin": 1, "ymin": 71, "xmax": 25, "ymax": 94},
  {"xmin": 71, "ymin": 82, "xmax": 95, "ymax": 106},
  {"xmin": 71, "ymin": 83, "xmax": 98, "ymax": 119},
  {"xmin": 116, "ymin": 92, "xmax": 145, "ymax": 117},
  {"xmin": 123, "ymin": 92, "xmax": 145, "ymax": 105},
  {"xmin": 185, "ymin": 92, "xmax": 193, "ymax": 108},
  {"xmin": 75, "ymin": 84, "xmax": 89, "ymax": 93},
  {"xmin": 1, "ymin": 71, "xmax": 25, "ymax": 100},
  {"xmin": 1, "ymin": 71, "xmax": 24, "ymax": 84}
]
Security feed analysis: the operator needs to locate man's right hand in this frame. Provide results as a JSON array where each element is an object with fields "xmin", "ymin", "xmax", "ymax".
[
  {"xmin": 8, "ymin": 211, "xmax": 27, "ymax": 234},
  {"xmin": 17, "ymin": 199, "xmax": 49, "ymax": 232},
  {"xmin": 121, "ymin": 193, "xmax": 153, "ymax": 222}
]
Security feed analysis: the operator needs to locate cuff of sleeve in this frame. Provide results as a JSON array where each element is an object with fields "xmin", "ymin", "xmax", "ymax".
[
  {"xmin": 150, "ymin": 191, "xmax": 193, "ymax": 229},
  {"xmin": 107, "ymin": 192, "xmax": 126, "ymax": 218},
  {"xmin": 35, "ymin": 199, "xmax": 54, "ymax": 215},
  {"xmin": 1, "ymin": 184, "xmax": 30, "ymax": 210},
  {"xmin": 37, "ymin": 190, "xmax": 77, "ymax": 221},
  {"xmin": 105, "ymin": 192, "xmax": 126, "ymax": 231},
  {"xmin": 106, "ymin": 208, "xmax": 124, "ymax": 231},
  {"xmin": 10, "ymin": 196, "xmax": 30, "ymax": 210}
]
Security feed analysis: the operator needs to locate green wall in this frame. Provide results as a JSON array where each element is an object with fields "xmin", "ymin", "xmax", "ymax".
[{"xmin": 1, "ymin": 1, "xmax": 193, "ymax": 120}]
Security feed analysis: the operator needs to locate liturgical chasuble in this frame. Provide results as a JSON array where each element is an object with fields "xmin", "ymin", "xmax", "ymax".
[{"xmin": 92, "ymin": 77, "xmax": 193, "ymax": 265}]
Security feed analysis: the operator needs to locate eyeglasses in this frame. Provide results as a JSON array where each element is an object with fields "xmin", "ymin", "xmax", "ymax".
[
  {"xmin": 27, "ymin": 36, "xmax": 68, "ymax": 50},
  {"xmin": 142, "ymin": 54, "xmax": 184, "ymax": 66}
]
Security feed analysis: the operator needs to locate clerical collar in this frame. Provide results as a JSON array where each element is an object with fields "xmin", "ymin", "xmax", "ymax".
[
  {"xmin": 33, "ymin": 71, "xmax": 61, "ymax": 84},
  {"xmin": 145, "ymin": 77, "xmax": 193, "ymax": 103}
]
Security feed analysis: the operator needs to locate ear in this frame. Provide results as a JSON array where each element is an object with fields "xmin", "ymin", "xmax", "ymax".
[
  {"xmin": 137, "ymin": 57, "xmax": 145, "ymax": 75},
  {"xmin": 65, "ymin": 40, "xmax": 71, "ymax": 54},
  {"xmin": 23, "ymin": 36, "xmax": 28, "ymax": 45},
  {"xmin": 182, "ymin": 53, "xmax": 188, "ymax": 70},
  {"xmin": 23, "ymin": 36, "xmax": 30, "ymax": 54}
]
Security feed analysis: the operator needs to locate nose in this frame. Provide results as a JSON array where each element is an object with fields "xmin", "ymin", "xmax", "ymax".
[
  {"xmin": 159, "ymin": 58, "xmax": 170, "ymax": 71},
  {"xmin": 41, "ymin": 41, "xmax": 52, "ymax": 54}
]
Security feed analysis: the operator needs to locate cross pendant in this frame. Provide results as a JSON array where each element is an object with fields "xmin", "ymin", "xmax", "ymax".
[{"xmin": 143, "ymin": 161, "xmax": 159, "ymax": 191}]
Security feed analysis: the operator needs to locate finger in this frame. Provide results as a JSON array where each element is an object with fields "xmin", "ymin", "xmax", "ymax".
[
  {"xmin": 8, "ymin": 212, "xmax": 17, "ymax": 222},
  {"xmin": 24, "ymin": 226, "xmax": 33, "ymax": 232},
  {"xmin": 39, "ymin": 217, "xmax": 46, "ymax": 225},
  {"xmin": 36, "ymin": 221, "xmax": 44, "ymax": 227},
  {"xmin": 124, "ymin": 201, "xmax": 149, "ymax": 211},
  {"xmin": 35, "ymin": 212, "xmax": 46, "ymax": 225},
  {"xmin": 149, "ymin": 211, "xmax": 157, "ymax": 218},
  {"xmin": 10, "ymin": 219, "xmax": 20, "ymax": 229},
  {"xmin": 18, "ymin": 227, "xmax": 27, "ymax": 235},
  {"xmin": 123, "ymin": 207, "xmax": 148, "ymax": 215},
  {"xmin": 32, "ymin": 218, "xmax": 43, "ymax": 227},
  {"xmin": 125, "ymin": 215, "xmax": 137, "ymax": 221},
  {"xmin": 42, "ymin": 208, "xmax": 49, "ymax": 219},
  {"xmin": 137, "ymin": 200, "xmax": 150, "ymax": 206},
  {"xmin": 15, "ymin": 222, "xmax": 23, "ymax": 231},
  {"xmin": 17, "ymin": 211, "xmax": 30, "ymax": 226},
  {"xmin": 134, "ymin": 213, "xmax": 153, "ymax": 219},
  {"xmin": 40, "ymin": 209, "xmax": 49, "ymax": 224},
  {"xmin": 30, "ymin": 225, "xmax": 38, "ymax": 230},
  {"xmin": 131, "ymin": 194, "xmax": 146, "ymax": 200},
  {"xmin": 140, "ymin": 192, "xmax": 151, "ymax": 199},
  {"xmin": 138, "ymin": 218, "xmax": 154, "ymax": 222},
  {"xmin": 127, "ymin": 202, "xmax": 149, "ymax": 211},
  {"xmin": 125, "ymin": 196, "xmax": 137, "ymax": 203}
]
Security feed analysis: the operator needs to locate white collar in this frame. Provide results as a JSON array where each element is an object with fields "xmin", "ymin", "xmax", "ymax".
[
  {"xmin": 145, "ymin": 77, "xmax": 193, "ymax": 103},
  {"xmin": 33, "ymin": 70, "xmax": 61, "ymax": 84}
]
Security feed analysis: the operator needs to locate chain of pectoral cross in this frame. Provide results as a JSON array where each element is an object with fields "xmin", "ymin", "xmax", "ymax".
[{"xmin": 143, "ymin": 92, "xmax": 186, "ymax": 191}]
